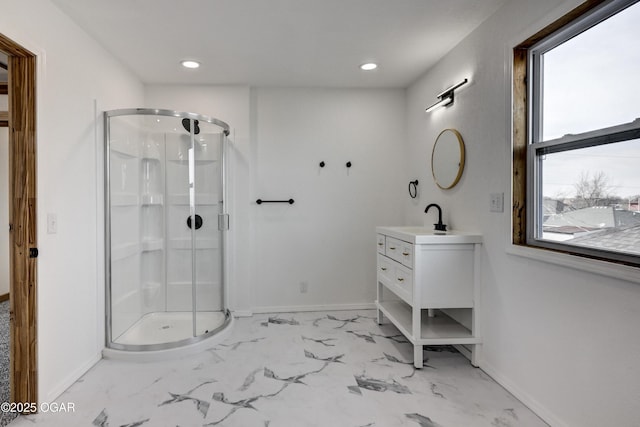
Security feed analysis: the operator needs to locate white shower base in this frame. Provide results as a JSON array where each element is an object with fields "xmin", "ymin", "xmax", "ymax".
[
  {"xmin": 103, "ymin": 311, "xmax": 233, "ymax": 362},
  {"xmin": 114, "ymin": 311, "xmax": 226, "ymax": 346}
]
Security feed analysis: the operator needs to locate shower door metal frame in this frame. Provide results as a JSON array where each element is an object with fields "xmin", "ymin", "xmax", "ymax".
[{"xmin": 104, "ymin": 108, "xmax": 231, "ymax": 351}]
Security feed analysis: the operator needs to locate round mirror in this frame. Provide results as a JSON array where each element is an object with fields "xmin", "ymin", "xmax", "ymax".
[{"xmin": 431, "ymin": 128, "xmax": 465, "ymax": 190}]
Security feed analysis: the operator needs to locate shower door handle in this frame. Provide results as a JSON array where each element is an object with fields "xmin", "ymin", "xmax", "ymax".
[{"xmin": 218, "ymin": 214, "xmax": 229, "ymax": 231}]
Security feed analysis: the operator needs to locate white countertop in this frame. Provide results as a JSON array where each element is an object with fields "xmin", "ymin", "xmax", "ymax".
[{"xmin": 377, "ymin": 226, "xmax": 482, "ymax": 244}]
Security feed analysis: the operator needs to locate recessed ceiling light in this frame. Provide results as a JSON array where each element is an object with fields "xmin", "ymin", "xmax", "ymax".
[
  {"xmin": 181, "ymin": 60, "xmax": 200, "ymax": 69},
  {"xmin": 360, "ymin": 62, "xmax": 378, "ymax": 71}
]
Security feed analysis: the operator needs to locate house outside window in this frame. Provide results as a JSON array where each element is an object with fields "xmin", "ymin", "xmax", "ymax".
[{"xmin": 513, "ymin": 0, "xmax": 640, "ymax": 266}]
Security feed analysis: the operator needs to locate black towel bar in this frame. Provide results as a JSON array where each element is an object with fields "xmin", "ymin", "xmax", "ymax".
[{"xmin": 256, "ymin": 199, "xmax": 295, "ymax": 205}]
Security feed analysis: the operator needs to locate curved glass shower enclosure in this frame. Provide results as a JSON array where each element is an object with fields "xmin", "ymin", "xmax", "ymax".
[{"xmin": 104, "ymin": 108, "xmax": 232, "ymax": 352}]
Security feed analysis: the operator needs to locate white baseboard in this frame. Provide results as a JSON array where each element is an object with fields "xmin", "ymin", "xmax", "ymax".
[
  {"xmin": 251, "ymin": 302, "xmax": 376, "ymax": 314},
  {"xmin": 231, "ymin": 310, "xmax": 253, "ymax": 317},
  {"xmin": 43, "ymin": 352, "xmax": 102, "ymax": 403},
  {"xmin": 480, "ymin": 360, "xmax": 566, "ymax": 427}
]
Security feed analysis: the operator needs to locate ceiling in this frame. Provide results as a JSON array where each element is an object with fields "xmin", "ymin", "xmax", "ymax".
[{"xmin": 51, "ymin": 0, "xmax": 505, "ymax": 88}]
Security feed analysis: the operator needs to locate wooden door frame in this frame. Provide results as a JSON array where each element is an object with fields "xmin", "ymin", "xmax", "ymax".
[{"xmin": 0, "ymin": 32, "xmax": 38, "ymax": 406}]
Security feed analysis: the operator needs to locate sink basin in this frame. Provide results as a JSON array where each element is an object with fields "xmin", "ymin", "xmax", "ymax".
[
  {"xmin": 391, "ymin": 226, "xmax": 441, "ymax": 234},
  {"xmin": 376, "ymin": 226, "xmax": 482, "ymax": 244}
]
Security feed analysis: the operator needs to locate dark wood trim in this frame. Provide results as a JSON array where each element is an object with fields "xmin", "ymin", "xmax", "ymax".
[
  {"xmin": 0, "ymin": 35, "xmax": 34, "ymax": 56},
  {"xmin": 9, "ymin": 54, "xmax": 38, "ymax": 407},
  {"xmin": 0, "ymin": 31, "xmax": 38, "ymax": 408},
  {"xmin": 512, "ymin": 48, "xmax": 527, "ymax": 245},
  {"xmin": 0, "ymin": 82, "xmax": 7, "ymax": 95},
  {"xmin": 0, "ymin": 293, "xmax": 9, "ymax": 303},
  {"xmin": 517, "ymin": 0, "xmax": 609, "ymax": 48},
  {"xmin": 512, "ymin": 0, "xmax": 609, "ymax": 246},
  {"xmin": 0, "ymin": 111, "xmax": 8, "ymax": 127}
]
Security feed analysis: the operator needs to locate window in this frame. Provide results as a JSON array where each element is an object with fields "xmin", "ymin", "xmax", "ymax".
[{"xmin": 513, "ymin": 0, "xmax": 640, "ymax": 266}]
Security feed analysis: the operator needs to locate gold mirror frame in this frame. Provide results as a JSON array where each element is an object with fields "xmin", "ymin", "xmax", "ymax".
[{"xmin": 431, "ymin": 128, "xmax": 465, "ymax": 190}]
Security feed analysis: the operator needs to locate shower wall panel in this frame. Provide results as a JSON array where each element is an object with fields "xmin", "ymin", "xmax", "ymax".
[{"xmin": 108, "ymin": 117, "xmax": 143, "ymax": 340}]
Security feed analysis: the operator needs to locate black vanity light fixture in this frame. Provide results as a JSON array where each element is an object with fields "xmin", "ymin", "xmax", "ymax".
[{"xmin": 425, "ymin": 78, "xmax": 468, "ymax": 113}]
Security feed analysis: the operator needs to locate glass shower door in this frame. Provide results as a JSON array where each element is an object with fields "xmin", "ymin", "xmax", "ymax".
[
  {"xmin": 106, "ymin": 109, "xmax": 230, "ymax": 352},
  {"xmin": 190, "ymin": 120, "xmax": 226, "ymax": 336},
  {"xmin": 164, "ymin": 117, "xmax": 225, "ymax": 338}
]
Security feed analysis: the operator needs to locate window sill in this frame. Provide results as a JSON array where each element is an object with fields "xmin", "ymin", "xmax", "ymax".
[{"xmin": 506, "ymin": 243, "xmax": 640, "ymax": 285}]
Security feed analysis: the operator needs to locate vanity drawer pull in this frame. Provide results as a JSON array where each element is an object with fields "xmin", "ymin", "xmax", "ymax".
[
  {"xmin": 397, "ymin": 278, "xmax": 404, "ymax": 282},
  {"xmin": 389, "ymin": 246, "xmax": 396, "ymax": 250},
  {"xmin": 402, "ymin": 252, "xmax": 409, "ymax": 256},
  {"xmin": 378, "ymin": 242, "xmax": 384, "ymax": 246},
  {"xmin": 380, "ymin": 267, "xmax": 387, "ymax": 271}
]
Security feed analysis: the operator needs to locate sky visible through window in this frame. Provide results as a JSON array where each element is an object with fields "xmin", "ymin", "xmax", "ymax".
[{"xmin": 541, "ymin": 1, "xmax": 640, "ymax": 200}]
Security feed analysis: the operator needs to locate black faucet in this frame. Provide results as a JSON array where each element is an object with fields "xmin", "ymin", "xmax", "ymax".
[{"xmin": 425, "ymin": 203, "xmax": 447, "ymax": 232}]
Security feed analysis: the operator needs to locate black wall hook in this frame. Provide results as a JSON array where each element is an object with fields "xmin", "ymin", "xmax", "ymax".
[
  {"xmin": 346, "ymin": 161, "xmax": 352, "ymax": 168},
  {"xmin": 319, "ymin": 161, "xmax": 325, "ymax": 168}
]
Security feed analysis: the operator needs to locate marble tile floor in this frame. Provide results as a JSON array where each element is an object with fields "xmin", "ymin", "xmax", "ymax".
[{"xmin": 9, "ymin": 310, "xmax": 548, "ymax": 427}]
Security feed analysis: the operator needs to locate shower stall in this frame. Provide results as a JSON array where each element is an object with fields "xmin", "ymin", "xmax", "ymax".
[{"xmin": 104, "ymin": 108, "xmax": 232, "ymax": 356}]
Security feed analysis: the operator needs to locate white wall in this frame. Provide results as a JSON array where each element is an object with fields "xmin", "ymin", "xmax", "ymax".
[
  {"xmin": 405, "ymin": 0, "xmax": 640, "ymax": 426},
  {"xmin": 251, "ymin": 88, "xmax": 405, "ymax": 310},
  {"xmin": 145, "ymin": 86, "xmax": 406, "ymax": 313},
  {"xmin": 0, "ymin": 0, "xmax": 144, "ymax": 402}
]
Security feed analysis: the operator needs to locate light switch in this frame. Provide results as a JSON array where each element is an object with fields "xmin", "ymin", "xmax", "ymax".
[
  {"xmin": 490, "ymin": 193, "xmax": 504, "ymax": 213},
  {"xmin": 47, "ymin": 213, "xmax": 57, "ymax": 234}
]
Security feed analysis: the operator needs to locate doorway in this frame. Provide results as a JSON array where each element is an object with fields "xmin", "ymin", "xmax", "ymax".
[
  {"xmin": 1, "ymin": 50, "xmax": 11, "ymax": 423},
  {"xmin": 0, "ymin": 33, "xmax": 38, "ymax": 409}
]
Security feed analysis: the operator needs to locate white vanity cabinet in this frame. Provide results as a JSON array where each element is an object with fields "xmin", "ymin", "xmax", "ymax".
[{"xmin": 375, "ymin": 226, "xmax": 482, "ymax": 368}]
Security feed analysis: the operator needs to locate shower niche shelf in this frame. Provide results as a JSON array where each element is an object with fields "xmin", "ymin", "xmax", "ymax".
[
  {"xmin": 168, "ymin": 194, "xmax": 219, "ymax": 206},
  {"xmin": 110, "ymin": 146, "xmax": 138, "ymax": 158},
  {"xmin": 168, "ymin": 159, "xmax": 219, "ymax": 165},
  {"xmin": 169, "ymin": 238, "xmax": 220, "ymax": 250},
  {"xmin": 141, "ymin": 239, "xmax": 164, "ymax": 252},
  {"xmin": 111, "ymin": 242, "xmax": 139, "ymax": 261},
  {"xmin": 141, "ymin": 193, "xmax": 164, "ymax": 205},
  {"xmin": 141, "ymin": 150, "xmax": 162, "ymax": 160}
]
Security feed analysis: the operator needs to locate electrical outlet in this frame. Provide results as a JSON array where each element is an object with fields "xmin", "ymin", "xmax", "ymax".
[
  {"xmin": 490, "ymin": 193, "xmax": 504, "ymax": 213},
  {"xmin": 300, "ymin": 281, "xmax": 309, "ymax": 293},
  {"xmin": 47, "ymin": 213, "xmax": 58, "ymax": 234}
]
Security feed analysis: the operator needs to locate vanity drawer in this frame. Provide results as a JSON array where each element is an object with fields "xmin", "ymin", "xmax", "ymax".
[
  {"xmin": 385, "ymin": 236, "xmax": 413, "ymax": 268},
  {"xmin": 376, "ymin": 234, "xmax": 386, "ymax": 255},
  {"xmin": 384, "ymin": 237, "xmax": 402, "ymax": 262},
  {"xmin": 377, "ymin": 254, "xmax": 413, "ymax": 300},
  {"xmin": 377, "ymin": 254, "xmax": 395, "ymax": 283},
  {"xmin": 393, "ymin": 263, "xmax": 413, "ymax": 298}
]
